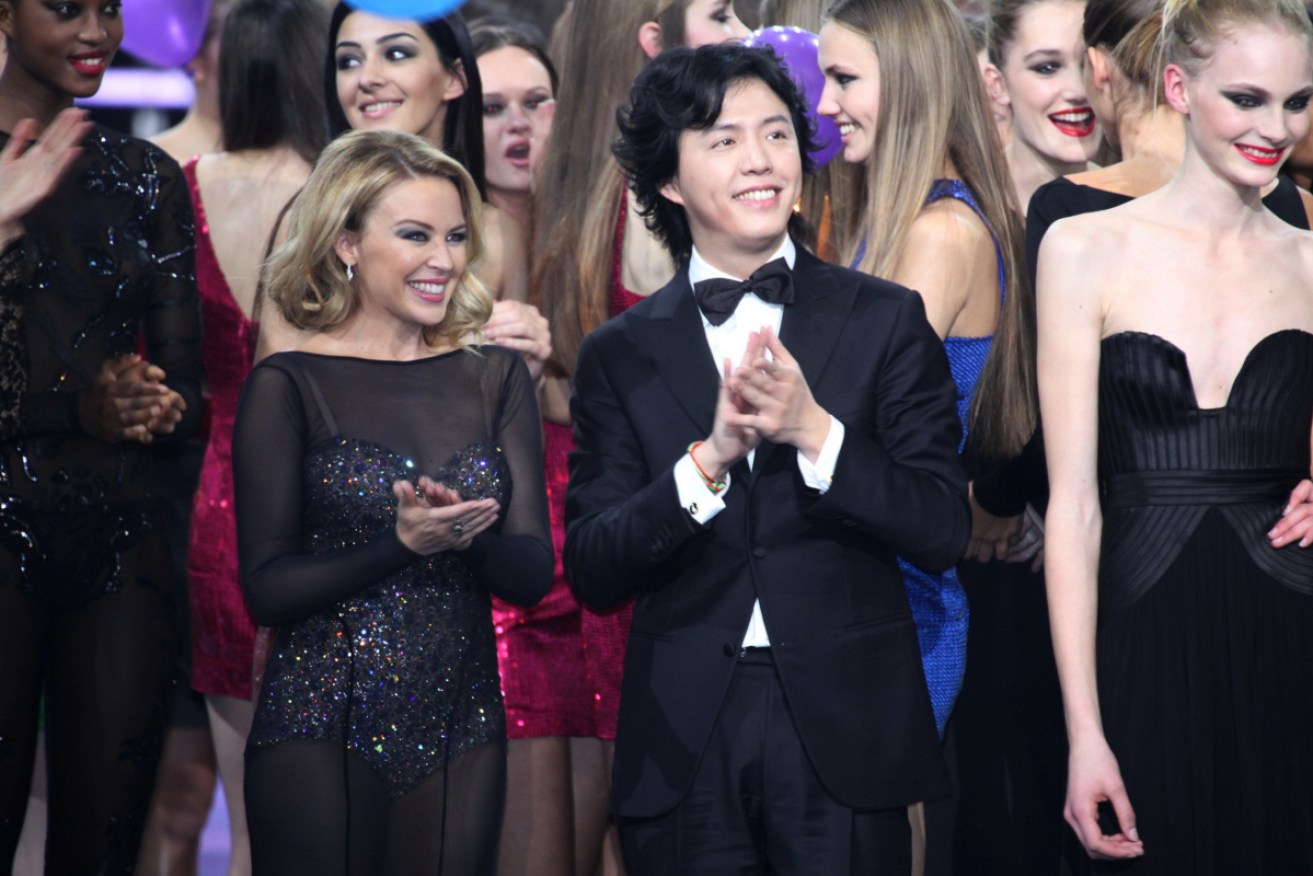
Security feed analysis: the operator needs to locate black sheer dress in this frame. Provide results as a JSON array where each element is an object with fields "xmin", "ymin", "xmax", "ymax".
[
  {"xmin": 0, "ymin": 125, "xmax": 202, "ymax": 874},
  {"xmin": 235, "ymin": 347, "xmax": 551, "ymax": 876}
]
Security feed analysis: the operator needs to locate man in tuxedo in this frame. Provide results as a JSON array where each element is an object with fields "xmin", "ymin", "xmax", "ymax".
[{"xmin": 564, "ymin": 44, "xmax": 969, "ymax": 874}]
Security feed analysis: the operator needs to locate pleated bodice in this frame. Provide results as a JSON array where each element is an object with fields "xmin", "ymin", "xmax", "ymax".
[{"xmin": 1096, "ymin": 330, "xmax": 1313, "ymax": 616}]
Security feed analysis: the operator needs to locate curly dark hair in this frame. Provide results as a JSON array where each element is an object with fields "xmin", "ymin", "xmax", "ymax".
[{"xmin": 612, "ymin": 44, "xmax": 817, "ymax": 263}]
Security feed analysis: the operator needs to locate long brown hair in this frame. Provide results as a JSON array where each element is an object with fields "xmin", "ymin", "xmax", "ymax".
[
  {"xmin": 532, "ymin": 0, "xmax": 659, "ymax": 377},
  {"xmin": 825, "ymin": 0, "xmax": 1037, "ymax": 457}
]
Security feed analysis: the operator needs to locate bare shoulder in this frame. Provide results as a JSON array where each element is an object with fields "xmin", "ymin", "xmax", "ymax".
[
  {"xmin": 910, "ymin": 196, "xmax": 994, "ymax": 253},
  {"xmin": 899, "ymin": 198, "xmax": 997, "ymax": 286},
  {"xmin": 1035, "ymin": 208, "xmax": 1129, "ymax": 315},
  {"xmin": 1042, "ymin": 204, "xmax": 1129, "ymax": 262},
  {"xmin": 1274, "ymin": 218, "xmax": 1313, "ymax": 273}
]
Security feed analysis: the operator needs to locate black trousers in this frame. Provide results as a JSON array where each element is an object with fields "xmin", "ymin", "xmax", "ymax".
[{"xmin": 619, "ymin": 648, "xmax": 913, "ymax": 875}]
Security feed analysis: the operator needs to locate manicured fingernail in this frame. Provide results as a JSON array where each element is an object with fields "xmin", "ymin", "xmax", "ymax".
[{"xmin": 1129, "ymin": 828, "xmax": 1139, "ymax": 841}]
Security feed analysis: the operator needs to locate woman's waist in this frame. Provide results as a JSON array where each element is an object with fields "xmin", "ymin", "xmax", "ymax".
[{"xmin": 1101, "ymin": 467, "xmax": 1304, "ymax": 509}]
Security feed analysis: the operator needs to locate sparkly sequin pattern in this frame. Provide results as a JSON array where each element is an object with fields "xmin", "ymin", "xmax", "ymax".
[
  {"xmin": 0, "ymin": 124, "xmax": 201, "ymax": 603},
  {"xmin": 248, "ymin": 439, "xmax": 512, "ymax": 797}
]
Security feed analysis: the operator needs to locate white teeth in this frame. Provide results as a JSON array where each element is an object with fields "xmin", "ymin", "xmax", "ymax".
[
  {"xmin": 1050, "ymin": 110, "xmax": 1091, "ymax": 123},
  {"xmin": 839, "ymin": 123, "xmax": 857, "ymax": 136},
  {"xmin": 411, "ymin": 281, "xmax": 445, "ymax": 294},
  {"xmin": 1238, "ymin": 145, "xmax": 1277, "ymax": 157},
  {"xmin": 363, "ymin": 101, "xmax": 401, "ymax": 114},
  {"xmin": 735, "ymin": 189, "xmax": 777, "ymax": 202}
]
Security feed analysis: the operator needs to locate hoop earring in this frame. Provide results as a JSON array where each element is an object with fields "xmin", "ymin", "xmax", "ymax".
[{"xmin": 346, "ymin": 264, "xmax": 355, "ymax": 282}]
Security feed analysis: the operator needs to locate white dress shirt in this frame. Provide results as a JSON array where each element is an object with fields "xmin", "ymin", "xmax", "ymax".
[{"xmin": 671, "ymin": 238, "xmax": 845, "ymax": 647}]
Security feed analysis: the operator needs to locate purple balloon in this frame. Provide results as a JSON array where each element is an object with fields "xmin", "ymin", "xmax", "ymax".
[
  {"xmin": 743, "ymin": 26, "xmax": 842, "ymax": 168},
  {"xmin": 343, "ymin": 0, "xmax": 466, "ymax": 20},
  {"xmin": 121, "ymin": 0, "xmax": 210, "ymax": 68}
]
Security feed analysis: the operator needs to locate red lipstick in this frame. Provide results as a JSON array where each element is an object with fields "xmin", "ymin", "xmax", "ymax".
[
  {"xmin": 1236, "ymin": 143, "xmax": 1283, "ymax": 166},
  {"xmin": 69, "ymin": 51, "xmax": 108, "ymax": 78},
  {"xmin": 1048, "ymin": 108, "xmax": 1095, "ymax": 138}
]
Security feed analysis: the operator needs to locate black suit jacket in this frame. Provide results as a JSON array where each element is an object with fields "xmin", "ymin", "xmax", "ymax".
[{"xmin": 564, "ymin": 246, "xmax": 969, "ymax": 817}]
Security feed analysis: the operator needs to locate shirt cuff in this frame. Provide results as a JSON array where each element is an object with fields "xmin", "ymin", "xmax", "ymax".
[
  {"xmin": 674, "ymin": 452, "xmax": 729, "ymax": 524},
  {"xmin": 797, "ymin": 416, "xmax": 844, "ymax": 494}
]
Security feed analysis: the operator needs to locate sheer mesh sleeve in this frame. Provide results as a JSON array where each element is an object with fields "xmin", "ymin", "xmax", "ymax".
[
  {"xmin": 0, "ymin": 237, "xmax": 26, "ymax": 442},
  {"xmin": 233, "ymin": 362, "xmax": 421, "ymax": 626},
  {"xmin": 460, "ymin": 351, "xmax": 552, "ymax": 606},
  {"xmin": 140, "ymin": 145, "xmax": 203, "ymax": 444}
]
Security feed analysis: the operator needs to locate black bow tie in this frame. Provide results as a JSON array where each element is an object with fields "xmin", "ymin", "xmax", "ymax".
[{"xmin": 692, "ymin": 258, "xmax": 794, "ymax": 327}]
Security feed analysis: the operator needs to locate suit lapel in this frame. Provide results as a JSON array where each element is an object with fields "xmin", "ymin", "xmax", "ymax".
[
  {"xmin": 626, "ymin": 271, "xmax": 720, "ymax": 437},
  {"xmin": 778, "ymin": 248, "xmax": 857, "ymax": 382}
]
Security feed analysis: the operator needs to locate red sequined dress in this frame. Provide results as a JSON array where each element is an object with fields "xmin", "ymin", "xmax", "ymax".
[
  {"xmin": 491, "ymin": 195, "xmax": 643, "ymax": 740},
  {"xmin": 183, "ymin": 159, "xmax": 260, "ymax": 699}
]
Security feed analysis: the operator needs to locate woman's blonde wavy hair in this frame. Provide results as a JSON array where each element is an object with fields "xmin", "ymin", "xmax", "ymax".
[{"xmin": 264, "ymin": 129, "xmax": 491, "ymax": 350}]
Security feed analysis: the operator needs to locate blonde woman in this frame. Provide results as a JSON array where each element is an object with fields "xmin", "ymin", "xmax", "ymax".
[
  {"xmin": 1040, "ymin": 0, "xmax": 1313, "ymax": 867},
  {"xmin": 234, "ymin": 129, "xmax": 551, "ymax": 874}
]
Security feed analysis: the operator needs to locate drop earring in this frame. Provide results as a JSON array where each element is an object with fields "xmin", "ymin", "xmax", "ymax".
[{"xmin": 346, "ymin": 264, "xmax": 355, "ymax": 282}]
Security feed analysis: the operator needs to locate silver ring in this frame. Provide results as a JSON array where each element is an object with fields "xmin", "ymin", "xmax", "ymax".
[{"xmin": 452, "ymin": 519, "xmax": 465, "ymax": 535}]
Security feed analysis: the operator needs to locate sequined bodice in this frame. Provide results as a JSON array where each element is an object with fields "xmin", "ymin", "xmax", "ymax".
[
  {"xmin": 303, "ymin": 438, "xmax": 510, "ymax": 581},
  {"xmin": 1097, "ymin": 330, "xmax": 1313, "ymax": 613},
  {"xmin": 250, "ymin": 438, "xmax": 511, "ymax": 796}
]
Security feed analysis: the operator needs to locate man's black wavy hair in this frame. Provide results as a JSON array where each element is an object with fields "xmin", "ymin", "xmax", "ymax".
[{"xmin": 612, "ymin": 43, "xmax": 817, "ymax": 264}]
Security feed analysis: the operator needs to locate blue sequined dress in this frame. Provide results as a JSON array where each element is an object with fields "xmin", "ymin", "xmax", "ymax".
[
  {"xmin": 854, "ymin": 179, "xmax": 1004, "ymax": 734},
  {"xmin": 235, "ymin": 348, "xmax": 551, "ymax": 871}
]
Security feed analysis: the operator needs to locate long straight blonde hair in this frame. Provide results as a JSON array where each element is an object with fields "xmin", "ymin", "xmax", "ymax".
[{"xmin": 825, "ymin": 0, "xmax": 1037, "ymax": 456}]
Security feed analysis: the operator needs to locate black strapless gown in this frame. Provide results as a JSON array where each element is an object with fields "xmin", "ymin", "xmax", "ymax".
[{"xmin": 1091, "ymin": 330, "xmax": 1313, "ymax": 874}]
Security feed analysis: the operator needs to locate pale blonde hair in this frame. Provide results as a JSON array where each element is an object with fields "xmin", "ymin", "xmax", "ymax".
[
  {"xmin": 264, "ymin": 129, "xmax": 491, "ymax": 350},
  {"xmin": 1161, "ymin": 0, "xmax": 1311, "ymax": 76}
]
